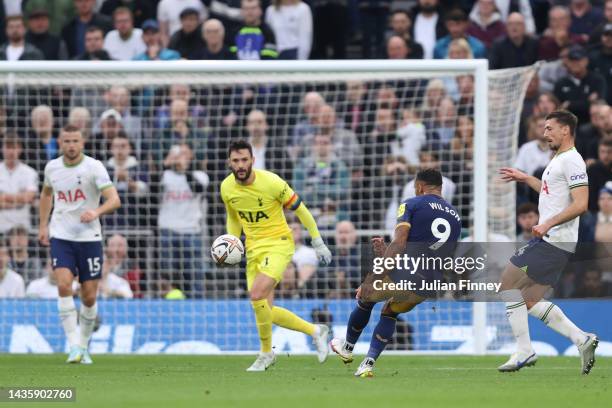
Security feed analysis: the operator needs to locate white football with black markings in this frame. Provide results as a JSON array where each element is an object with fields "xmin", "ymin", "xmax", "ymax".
[{"xmin": 211, "ymin": 234, "xmax": 244, "ymax": 265}]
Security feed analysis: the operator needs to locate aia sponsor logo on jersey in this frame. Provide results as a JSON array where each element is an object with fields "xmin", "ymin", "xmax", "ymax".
[
  {"xmin": 542, "ymin": 180, "xmax": 550, "ymax": 195},
  {"xmin": 56, "ymin": 189, "xmax": 86, "ymax": 202},
  {"xmin": 238, "ymin": 210, "xmax": 269, "ymax": 223}
]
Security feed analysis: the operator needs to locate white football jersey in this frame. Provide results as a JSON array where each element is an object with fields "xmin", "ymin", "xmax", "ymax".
[
  {"xmin": 43, "ymin": 155, "xmax": 113, "ymax": 242},
  {"xmin": 539, "ymin": 147, "xmax": 588, "ymax": 252}
]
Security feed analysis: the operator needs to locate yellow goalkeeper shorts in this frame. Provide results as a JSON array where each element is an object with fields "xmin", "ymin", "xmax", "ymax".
[{"xmin": 245, "ymin": 235, "xmax": 295, "ymax": 290}]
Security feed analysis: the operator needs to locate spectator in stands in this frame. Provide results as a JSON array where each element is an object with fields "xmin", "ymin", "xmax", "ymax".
[
  {"xmin": 456, "ymin": 74, "xmax": 474, "ymax": 116},
  {"xmin": 133, "ymin": 19, "xmax": 181, "ymax": 61},
  {"xmin": 0, "ymin": 238, "xmax": 25, "ymax": 298},
  {"xmin": 74, "ymin": 25, "xmax": 111, "ymax": 60},
  {"xmin": 420, "ymin": 79, "xmax": 447, "ymax": 128},
  {"xmin": 208, "ymin": 0, "xmax": 244, "ymax": 36},
  {"xmin": 444, "ymin": 38, "xmax": 473, "ymax": 101},
  {"xmin": 589, "ymin": 24, "xmax": 612, "ymax": 104},
  {"xmin": 554, "ymin": 44, "xmax": 607, "ymax": 124},
  {"xmin": 340, "ymin": 80, "xmax": 368, "ymax": 135},
  {"xmin": 88, "ymin": 108, "xmax": 124, "ymax": 160},
  {"xmin": 534, "ymin": 92, "xmax": 560, "ymax": 116},
  {"xmin": 157, "ymin": 0, "xmax": 207, "ymax": 46},
  {"xmin": 102, "ymin": 233, "xmax": 142, "ymax": 297},
  {"xmin": 154, "ymin": 84, "xmax": 207, "ymax": 130},
  {"xmin": 0, "ymin": 136, "xmax": 38, "ymax": 235},
  {"xmin": 484, "ymin": 0, "xmax": 536, "ymax": 34},
  {"xmin": 467, "ymin": 0, "xmax": 506, "ymax": 49},
  {"xmin": 539, "ymin": 6, "xmax": 585, "ymax": 62},
  {"xmin": 190, "ymin": 18, "xmax": 234, "ymax": 60},
  {"xmin": 62, "ymin": 0, "xmax": 113, "ymax": 58},
  {"xmin": 293, "ymin": 133, "xmax": 350, "ymax": 230},
  {"xmin": 386, "ymin": 34, "xmax": 423, "ymax": 59},
  {"xmin": 232, "ymin": 0, "xmax": 278, "ymax": 60},
  {"xmin": 326, "ymin": 220, "xmax": 360, "ymax": 296},
  {"xmin": 0, "ymin": 15, "xmax": 43, "ymax": 60},
  {"xmin": 387, "ymin": 9, "xmax": 412, "ymax": 43},
  {"xmin": 570, "ymin": 0, "xmax": 605, "ymax": 40},
  {"xmin": 168, "ymin": 7, "xmax": 205, "ymax": 59},
  {"xmin": 587, "ymin": 139, "xmax": 612, "ymax": 212},
  {"xmin": 449, "ymin": 114, "xmax": 474, "ymax": 163},
  {"xmin": 311, "ymin": 0, "xmax": 347, "ymax": 59},
  {"xmin": 577, "ymin": 102, "xmax": 611, "ymax": 161},
  {"xmin": 395, "ymin": 109, "xmax": 426, "ymax": 168},
  {"xmin": 246, "ymin": 109, "xmax": 292, "ymax": 180},
  {"xmin": 291, "ymin": 91, "xmax": 324, "ymax": 155},
  {"xmin": 301, "ymin": 104, "xmax": 362, "ymax": 170},
  {"xmin": 105, "ymin": 133, "xmax": 149, "ymax": 227},
  {"xmin": 402, "ymin": 151, "xmax": 456, "ymax": 202},
  {"xmin": 514, "ymin": 115, "xmax": 551, "ymax": 176},
  {"xmin": 433, "ymin": 9, "xmax": 486, "ymax": 59},
  {"xmin": 99, "ymin": 251, "xmax": 134, "ymax": 299},
  {"xmin": 289, "ymin": 222, "xmax": 318, "ymax": 294},
  {"xmin": 104, "ymin": 85, "xmax": 143, "ymax": 153},
  {"xmin": 380, "ymin": 155, "xmax": 412, "ymax": 231},
  {"xmin": 489, "ymin": 12, "xmax": 538, "ymax": 69},
  {"xmin": 157, "ymin": 143, "xmax": 209, "ymax": 297},
  {"xmin": 588, "ymin": 0, "xmax": 612, "ymax": 45},
  {"xmin": 516, "ymin": 202, "xmax": 539, "ymax": 243},
  {"xmin": 359, "ymin": 0, "xmax": 391, "ymax": 59},
  {"xmin": 25, "ymin": 105, "xmax": 58, "ymax": 177},
  {"xmin": 68, "ymin": 106, "xmax": 93, "ymax": 141},
  {"xmin": 432, "ymin": 96, "xmax": 457, "ymax": 146},
  {"xmin": 103, "ymin": 7, "xmax": 145, "ymax": 60},
  {"xmin": 265, "ymin": 0, "xmax": 313, "ymax": 59},
  {"xmin": 410, "ymin": 0, "xmax": 447, "ymax": 60},
  {"xmin": 99, "ymin": 0, "xmax": 156, "ymax": 28},
  {"xmin": 25, "ymin": 9, "xmax": 68, "ymax": 60},
  {"xmin": 572, "ymin": 269, "xmax": 612, "ymax": 297},
  {"xmin": 594, "ymin": 182, "xmax": 612, "ymax": 243},
  {"xmin": 21, "ymin": 0, "xmax": 74, "ymax": 37},
  {"xmin": 155, "ymin": 99, "xmax": 208, "ymax": 167},
  {"xmin": 7, "ymin": 225, "xmax": 43, "ymax": 283},
  {"xmin": 539, "ymin": 46, "xmax": 570, "ymax": 93}
]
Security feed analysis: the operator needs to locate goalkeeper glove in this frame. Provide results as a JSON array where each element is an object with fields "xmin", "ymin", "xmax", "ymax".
[{"xmin": 312, "ymin": 237, "xmax": 332, "ymax": 266}]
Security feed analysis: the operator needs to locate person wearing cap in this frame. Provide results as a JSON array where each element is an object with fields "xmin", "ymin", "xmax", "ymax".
[
  {"xmin": 554, "ymin": 44, "xmax": 607, "ymax": 123},
  {"xmin": 587, "ymin": 138, "xmax": 612, "ymax": 212},
  {"xmin": 168, "ymin": 7, "xmax": 205, "ymax": 58},
  {"xmin": 489, "ymin": 12, "xmax": 538, "ymax": 69},
  {"xmin": 588, "ymin": 22, "xmax": 612, "ymax": 104},
  {"xmin": 157, "ymin": 0, "xmax": 207, "ymax": 47},
  {"xmin": 103, "ymin": 7, "xmax": 145, "ymax": 60},
  {"xmin": 61, "ymin": 0, "xmax": 113, "ymax": 58},
  {"xmin": 25, "ymin": 9, "xmax": 68, "ymax": 60},
  {"xmin": 87, "ymin": 108, "xmax": 124, "ymax": 161},
  {"xmin": 133, "ymin": 19, "xmax": 180, "ymax": 60}
]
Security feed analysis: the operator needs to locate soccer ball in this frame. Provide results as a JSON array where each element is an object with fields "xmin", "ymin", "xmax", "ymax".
[{"xmin": 211, "ymin": 234, "xmax": 244, "ymax": 265}]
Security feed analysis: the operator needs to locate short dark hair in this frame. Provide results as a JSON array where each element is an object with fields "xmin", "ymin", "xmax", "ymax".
[
  {"xmin": 86, "ymin": 25, "xmax": 103, "ymax": 35},
  {"xmin": 228, "ymin": 140, "xmax": 253, "ymax": 157},
  {"xmin": 600, "ymin": 138, "xmax": 612, "ymax": 148},
  {"xmin": 416, "ymin": 168, "xmax": 443, "ymax": 187},
  {"xmin": 62, "ymin": 124, "xmax": 82, "ymax": 134},
  {"xmin": 445, "ymin": 9, "xmax": 468, "ymax": 22},
  {"xmin": 517, "ymin": 202, "xmax": 538, "ymax": 216},
  {"xmin": 392, "ymin": 9, "xmax": 411, "ymax": 19},
  {"xmin": 545, "ymin": 110, "xmax": 578, "ymax": 136},
  {"xmin": 2, "ymin": 133, "xmax": 22, "ymax": 148}
]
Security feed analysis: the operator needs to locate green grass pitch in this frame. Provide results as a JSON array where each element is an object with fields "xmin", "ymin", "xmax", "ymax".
[{"xmin": 0, "ymin": 355, "xmax": 610, "ymax": 408}]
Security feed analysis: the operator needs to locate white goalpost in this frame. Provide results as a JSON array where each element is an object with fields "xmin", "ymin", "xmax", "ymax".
[{"xmin": 0, "ymin": 60, "xmax": 536, "ymax": 355}]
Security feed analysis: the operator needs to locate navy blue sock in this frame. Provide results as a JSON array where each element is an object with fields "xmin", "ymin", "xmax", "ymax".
[
  {"xmin": 345, "ymin": 301, "xmax": 375, "ymax": 347},
  {"xmin": 366, "ymin": 314, "xmax": 397, "ymax": 360}
]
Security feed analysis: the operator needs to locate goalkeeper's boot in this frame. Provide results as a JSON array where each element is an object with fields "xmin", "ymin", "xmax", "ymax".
[
  {"xmin": 354, "ymin": 357, "xmax": 375, "ymax": 378},
  {"xmin": 246, "ymin": 352, "xmax": 276, "ymax": 372},
  {"xmin": 66, "ymin": 345, "xmax": 83, "ymax": 364},
  {"xmin": 80, "ymin": 348, "xmax": 93, "ymax": 365},
  {"xmin": 498, "ymin": 351, "xmax": 537, "ymax": 372},
  {"xmin": 313, "ymin": 325, "xmax": 330, "ymax": 363},
  {"xmin": 578, "ymin": 333, "xmax": 598, "ymax": 375},
  {"xmin": 330, "ymin": 338, "xmax": 353, "ymax": 364}
]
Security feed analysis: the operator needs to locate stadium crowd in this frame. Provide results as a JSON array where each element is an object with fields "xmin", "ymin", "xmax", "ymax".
[{"xmin": 0, "ymin": 0, "xmax": 610, "ymax": 301}]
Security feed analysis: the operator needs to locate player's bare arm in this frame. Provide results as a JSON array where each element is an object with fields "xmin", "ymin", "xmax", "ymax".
[
  {"xmin": 532, "ymin": 185, "xmax": 588, "ymax": 238},
  {"xmin": 38, "ymin": 185, "xmax": 54, "ymax": 246},
  {"xmin": 80, "ymin": 186, "xmax": 121, "ymax": 223},
  {"xmin": 499, "ymin": 167, "xmax": 542, "ymax": 192}
]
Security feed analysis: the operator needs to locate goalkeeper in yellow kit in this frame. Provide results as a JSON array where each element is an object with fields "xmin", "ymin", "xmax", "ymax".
[{"xmin": 220, "ymin": 140, "xmax": 333, "ymax": 372}]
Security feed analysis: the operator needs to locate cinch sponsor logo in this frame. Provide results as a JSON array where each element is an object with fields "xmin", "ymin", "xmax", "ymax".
[{"xmin": 570, "ymin": 173, "xmax": 587, "ymax": 181}]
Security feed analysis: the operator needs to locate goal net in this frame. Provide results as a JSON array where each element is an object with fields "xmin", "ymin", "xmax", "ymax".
[{"xmin": 0, "ymin": 61, "xmax": 536, "ymax": 354}]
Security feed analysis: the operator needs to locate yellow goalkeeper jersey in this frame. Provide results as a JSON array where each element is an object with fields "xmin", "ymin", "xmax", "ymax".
[{"xmin": 220, "ymin": 169, "xmax": 301, "ymax": 242}]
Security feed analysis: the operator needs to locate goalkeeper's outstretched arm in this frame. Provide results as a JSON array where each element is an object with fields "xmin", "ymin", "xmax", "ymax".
[{"xmin": 292, "ymin": 202, "xmax": 332, "ymax": 265}]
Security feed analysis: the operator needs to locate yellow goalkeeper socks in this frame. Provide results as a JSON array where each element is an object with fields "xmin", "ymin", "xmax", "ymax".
[
  {"xmin": 251, "ymin": 299, "xmax": 273, "ymax": 353},
  {"xmin": 272, "ymin": 306, "xmax": 316, "ymax": 337}
]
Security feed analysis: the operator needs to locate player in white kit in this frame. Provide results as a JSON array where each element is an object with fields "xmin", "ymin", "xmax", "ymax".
[
  {"xmin": 38, "ymin": 125, "xmax": 121, "ymax": 364},
  {"xmin": 498, "ymin": 110, "xmax": 598, "ymax": 374}
]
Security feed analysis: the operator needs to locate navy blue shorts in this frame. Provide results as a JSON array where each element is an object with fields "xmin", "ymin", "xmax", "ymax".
[
  {"xmin": 50, "ymin": 238, "xmax": 104, "ymax": 282},
  {"xmin": 509, "ymin": 238, "xmax": 572, "ymax": 286}
]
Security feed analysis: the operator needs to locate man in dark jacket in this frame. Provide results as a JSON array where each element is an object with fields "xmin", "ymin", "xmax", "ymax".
[
  {"xmin": 0, "ymin": 15, "xmax": 43, "ymax": 60},
  {"xmin": 489, "ymin": 12, "xmax": 538, "ymax": 69},
  {"xmin": 61, "ymin": 0, "xmax": 112, "ymax": 58},
  {"xmin": 25, "ymin": 9, "xmax": 67, "ymax": 60},
  {"xmin": 74, "ymin": 25, "xmax": 111, "ymax": 60},
  {"xmin": 588, "ymin": 23, "xmax": 612, "ymax": 104},
  {"xmin": 168, "ymin": 7, "xmax": 205, "ymax": 58}
]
